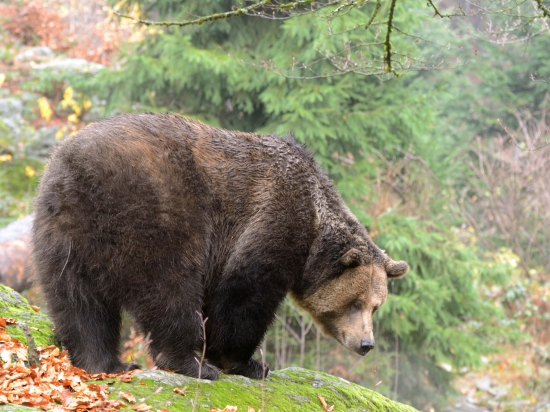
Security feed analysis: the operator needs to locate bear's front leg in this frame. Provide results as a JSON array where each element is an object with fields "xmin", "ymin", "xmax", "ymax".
[
  {"xmin": 130, "ymin": 284, "xmax": 220, "ymax": 380},
  {"xmin": 205, "ymin": 264, "xmax": 292, "ymax": 379}
]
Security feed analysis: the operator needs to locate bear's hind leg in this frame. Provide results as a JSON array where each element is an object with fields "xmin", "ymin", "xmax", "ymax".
[{"xmin": 46, "ymin": 289, "xmax": 135, "ymax": 374}]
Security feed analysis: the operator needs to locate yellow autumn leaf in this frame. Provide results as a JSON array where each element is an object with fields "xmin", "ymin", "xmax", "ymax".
[
  {"xmin": 0, "ymin": 154, "xmax": 13, "ymax": 162},
  {"xmin": 25, "ymin": 166, "xmax": 36, "ymax": 177},
  {"xmin": 63, "ymin": 86, "xmax": 74, "ymax": 101},
  {"xmin": 67, "ymin": 113, "xmax": 78, "ymax": 123},
  {"xmin": 37, "ymin": 97, "xmax": 53, "ymax": 122}
]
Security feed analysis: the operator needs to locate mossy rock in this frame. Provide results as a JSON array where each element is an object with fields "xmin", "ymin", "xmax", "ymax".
[
  {"xmin": 0, "ymin": 284, "xmax": 58, "ymax": 348},
  {"xmin": 0, "ymin": 285, "xmax": 419, "ymax": 411},
  {"xmin": 89, "ymin": 368, "xmax": 419, "ymax": 411}
]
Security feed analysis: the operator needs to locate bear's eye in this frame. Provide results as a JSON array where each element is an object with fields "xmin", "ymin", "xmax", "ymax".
[{"xmin": 350, "ymin": 301, "xmax": 362, "ymax": 311}]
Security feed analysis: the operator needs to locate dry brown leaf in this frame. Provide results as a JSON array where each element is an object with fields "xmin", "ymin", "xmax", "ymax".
[
  {"xmin": 116, "ymin": 371, "xmax": 136, "ymax": 382},
  {"xmin": 138, "ymin": 381, "xmax": 148, "ymax": 386},
  {"xmin": 132, "ymin": 403, "xmax": 152, "ymax": 411},
  {"xmin": 157, "ymin": 410, "xmax": 170, "ymax": 412},
  {"xmin": 223, "ymin": 407, "xmax": 238, "ymax": 412},
  {"xmin": 173, "ymin": 387, "xmax": 186, "ymax": 396},
  {"xmin": 120, "ymin": 391, "xmax": 136, "ymax": 403},
  {"xmin": 248, "ymin": 407, "xmax": 255, "ymax": 412},
  {"xmin": 30, "ymin": 306, "xmax": 41, "ymax": 312},
  {"xmin": 0, "ymin": 330, "xmax": 139, "ymax": 411},
  {"xmin": 59, "ymin": 389, "xmax": 73, "ymax": 407},
  {"xmin": 317, "ymin": 395, "xmax": 335, "ymax": 411}
]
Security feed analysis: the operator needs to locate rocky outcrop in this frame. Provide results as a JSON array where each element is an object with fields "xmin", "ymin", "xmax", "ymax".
[
  {"xmin": 0, "ymin": 285, "xmax": 420, "ymax": 411},
  {"xmin": 0, "ymin": 98, "xmax": 24, "ymax": 137},
  {"xmin": 0, "ymin": 216, "xmax": 34, "ymax": 292}
]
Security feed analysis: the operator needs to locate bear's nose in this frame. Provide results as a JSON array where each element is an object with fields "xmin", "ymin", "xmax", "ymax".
[{"xmin": 360, "ymin": 339, "xmax": 375, "ymax": 355}]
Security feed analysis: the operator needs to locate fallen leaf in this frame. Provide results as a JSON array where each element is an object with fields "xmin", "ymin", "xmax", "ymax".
[
  {"xmin": 30, "ymin": 306, "xmax": 41, "ymax": 312},
  {"xmin": 132, "ymin": 403, "xmax": 152, "ymax": 411},
  {"xmin": 60, "ymin": 388, "xmax": 73, "ymax": 407},
  {"xmin": 138, "ymin": 381, "xmax": 148, "ymax": 386},
  {"xmin": 173, "ymin": 387, "xmax": 186, "ymax": 396},
  {"xmin": 209, "ymin": 407, "xmax": 238, "ymax": 412},
  {"xmin": 248, "ymin": 407, "xmax": 255, "ymax": 412},
  {"xmin": 120, "ymin": 391, "xmax": 136, "ymax": 403},
  {"xmin": 317, "ymin": 395, "xmax": 335, "ymax": 411},
  {"xmin": 116, "ymin": 371, "xmax": 135, "ymax": 382}
]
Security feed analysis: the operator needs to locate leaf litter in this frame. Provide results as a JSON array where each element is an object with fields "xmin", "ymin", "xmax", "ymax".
[{"xmin": 0, "ymin": 317, "xmax": 142, "ymax": 411}]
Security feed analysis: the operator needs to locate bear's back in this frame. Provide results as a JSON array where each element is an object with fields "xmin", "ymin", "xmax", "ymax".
[{"xmin": 33, "ymin": 114, "xmax": 324, "ymax": 284}]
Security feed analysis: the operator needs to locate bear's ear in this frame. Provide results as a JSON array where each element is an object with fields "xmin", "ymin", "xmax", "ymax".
[
  {"xmin": 386, "ymin": 259, "xmax": 409, "ymax": 279},
  {"xmin": 339, "ymin": 248, "xmax": 362, "ymax": 268}
]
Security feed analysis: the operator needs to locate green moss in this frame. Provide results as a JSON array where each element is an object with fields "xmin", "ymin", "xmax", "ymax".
[
  {"xmin": 0, "ymin": 285, "xmax": 59, "ymax": 348},
  {"xmin": 0, "ymin": 286, "xmax": 418, "ymax": 411},
  {"xmin": 0, "ymin": 406, "xmax": 43, "ymax": 411},
  {"xmin": 97, "ymin": 368, "xmax": 419, "ymax": 411}
]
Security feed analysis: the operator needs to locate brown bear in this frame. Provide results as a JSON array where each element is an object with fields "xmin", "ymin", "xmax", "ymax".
[{"xmin": 32, "ymin": 113, "xmax": 408, "ymax": 380}]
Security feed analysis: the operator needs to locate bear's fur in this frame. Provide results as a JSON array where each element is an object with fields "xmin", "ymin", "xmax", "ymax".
[{"xmin": 32, "ymin": 114, "xmax": 408, "ymax": 380}]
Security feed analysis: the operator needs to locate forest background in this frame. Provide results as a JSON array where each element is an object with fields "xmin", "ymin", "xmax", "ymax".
[{"xmin": 0, "ymin": 0, "xmax": 549, "ymax": 411}]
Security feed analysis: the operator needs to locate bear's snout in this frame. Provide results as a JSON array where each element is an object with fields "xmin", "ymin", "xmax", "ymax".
[{"xmin": 357, "ymin": 338, "xmax": 375, "ymax": 356}]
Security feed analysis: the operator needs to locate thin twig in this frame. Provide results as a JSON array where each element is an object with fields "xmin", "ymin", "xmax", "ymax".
[
  {"xmin": 365, "ymin": 0, "xmax": 381, "ymax": 30},
  {"xmin": 426, "ymin": 0, "xmax": 465, "ymax": 18},
  {"xmin": 260, "ymin": 349, "xmax": 266, "ymax": 412},
  {"xmin": 192, "ymin": 312, "xmax": 208, "ymax": 412},
  {"xmin": 392, "ymin": 281, "xmax": 399, "ymax": 400}
]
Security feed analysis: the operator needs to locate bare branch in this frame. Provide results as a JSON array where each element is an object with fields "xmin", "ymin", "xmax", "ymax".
[
  {"xmin": 535, "ymin": 0, "xmax": 550, "ymax": 18},
  {"xmin": 426, "ymin": 0, "xmax": 466, "ymax": 18},
  {"xmin": 114, "ymin": 0, "xmax": 321, "ymax": 27},
  {"xmin": 383, "ymin": 0, "xmax": 398, "ymax": 74}
]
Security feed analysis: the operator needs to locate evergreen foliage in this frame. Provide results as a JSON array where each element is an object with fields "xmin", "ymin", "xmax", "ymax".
[
  {"xmin": 73, "ymin": 1, "xmax": 535, "ymax": 408},
  {"xmin": 2, "ymin": 0, "xmax": 549, "ymax": 409}
]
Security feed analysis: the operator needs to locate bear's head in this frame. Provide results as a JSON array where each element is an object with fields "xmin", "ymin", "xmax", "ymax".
[{"xmin": 294, "ymin": 248, "xmax": 408, "ymax": 356}]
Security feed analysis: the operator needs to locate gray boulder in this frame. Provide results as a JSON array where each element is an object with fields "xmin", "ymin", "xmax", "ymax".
[
  {"xmin": 14, "ymin": 46, "xmax": 54, "ymax": 63},
  {"xmin": 27, "ymin": 126, "xmax": 60, "ymax": 160},
  {"xmin": 33, "ymin": 58, "xmax": 105, "ymax": 74},
  {"xmin": 0, "ymin": 215, "xmax": 35, "ymax": 292},
  {"xmin": 0, "ymin": 98, "xmax": 24, "ymax": 137}
]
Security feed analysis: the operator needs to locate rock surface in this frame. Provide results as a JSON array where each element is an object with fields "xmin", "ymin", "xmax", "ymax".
[
  {"xmin": 0, "ymin": 216, "xmax": 35, "ymax": 292},
  {"xmin": 14, "ymin": 47, "xmax": 55, "ymax": 63},
  {"xmin": 32, "ymin": 58, "xmax": 104, "ymax": 74},
  {"xmin": 0, "ymin": 98, "xmax": 24, "ymax": 137},
  {"xmin": 0, "ymin": 285, "xmax": 419, "ymax": 411},
  {"xmin": 0, "ymin": 285, "xmax": 57, "ymax": 348}
]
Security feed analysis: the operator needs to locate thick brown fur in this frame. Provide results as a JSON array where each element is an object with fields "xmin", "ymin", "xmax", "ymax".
[{"xmin": 32, "ymin": 113, "xmax": 408, "ymax": 380}]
